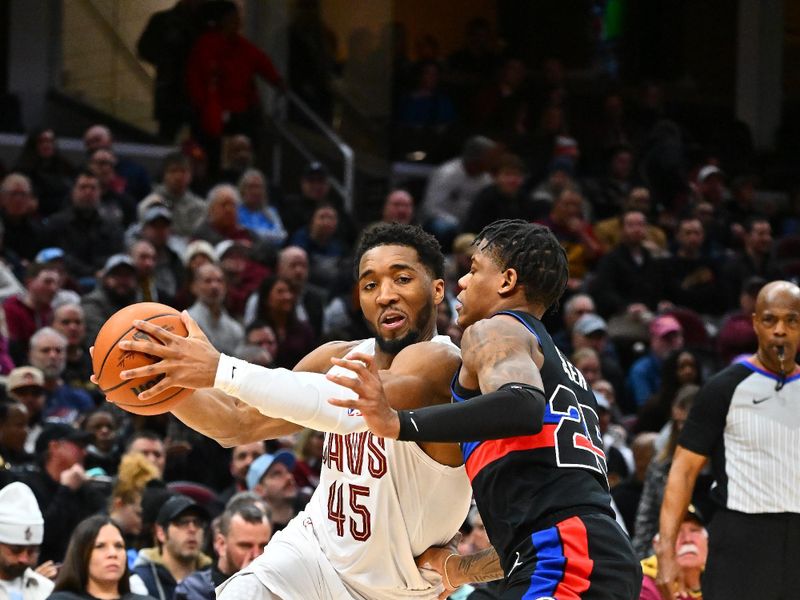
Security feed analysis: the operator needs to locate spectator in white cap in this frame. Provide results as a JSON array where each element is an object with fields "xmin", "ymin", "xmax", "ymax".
[
  {"xmin": 186, "ymin": 263, "xmax": 243, "ymax": 356},
  {"xmin": 182, "ymin": 241, "xmax": 216, "ymax": 270},
  {"xmin": 0, "ymin": 481, "xmax": 54, "ymax": 600},
  {"xmin": 246, "ymin": 451, "xmax": 298, "ymax": 532},
  {"xmin": 572, "ymin": 312, "xmax": 627, "ymax": 406},
  {"xmin": 695, "ymin": 164, "xmax": 726, "ymax": 207},
  {"xmin": 572, "ymin": 313, "xmax": 609, "ymax": 356},
  {"xmin": 172, "ymin": 241, "xmax": 218, "ymax": 312}
]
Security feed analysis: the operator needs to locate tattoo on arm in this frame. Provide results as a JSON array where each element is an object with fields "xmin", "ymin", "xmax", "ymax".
[
  {"xmin": 463, "ymin": 319, "xmax": 541, "ymax": 394},
  {"xmin": 456, "ymin": 547, "xmax": 504, "ymax": 584}
]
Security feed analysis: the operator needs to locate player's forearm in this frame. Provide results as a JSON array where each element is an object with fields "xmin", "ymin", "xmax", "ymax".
[
  {"xmin": 449, "ymin": 547, "xmax": 504, "ymax": 587},
  {"xmin": 172, "ymin": 389, "xmax": 301, "ymax": 447},
  {"xmin": 397, "ymin": 383, "xmax": 544, "ymax": 443},
  {"xmin": 214, "ymin": 354, "xmax": 368, "ymax": 435}
]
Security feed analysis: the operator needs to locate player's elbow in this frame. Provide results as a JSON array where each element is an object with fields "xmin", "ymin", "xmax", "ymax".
[
  {"xmin": 516, "ymin": 403, "xmax": 544, "ymax": 435},
  {"xmin": 499, "ymin": 383, "xmax": 545, "ymax": 436}
]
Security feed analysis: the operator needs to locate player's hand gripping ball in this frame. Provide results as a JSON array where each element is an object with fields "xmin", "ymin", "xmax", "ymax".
[{"xmin": 92, "ymin": 302, "xmax": 191, "ymax": 415}]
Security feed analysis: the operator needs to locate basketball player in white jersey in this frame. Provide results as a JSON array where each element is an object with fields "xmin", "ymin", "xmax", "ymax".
[{"xmin": 113, "ymin": 224, "xmax": 475, "ymax": 599}]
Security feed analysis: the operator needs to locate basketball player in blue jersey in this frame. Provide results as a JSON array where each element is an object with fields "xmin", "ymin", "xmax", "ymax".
[{"xmin": 329, "ymin": 219, "xmax": 641, "ymax": 599}]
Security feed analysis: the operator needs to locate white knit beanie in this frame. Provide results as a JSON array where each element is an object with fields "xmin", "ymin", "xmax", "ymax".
[{"xmin": 0, "ymin": 482, "xmax": 44, "ymax": 545}]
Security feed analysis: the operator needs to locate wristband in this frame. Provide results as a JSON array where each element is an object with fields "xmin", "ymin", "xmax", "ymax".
[{"xmin": 443, "ymin": 553, "xmax": 458, "ymax": 589}]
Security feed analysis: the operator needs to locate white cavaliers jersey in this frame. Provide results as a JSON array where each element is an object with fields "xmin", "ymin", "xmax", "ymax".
[{"xmin": 304, "ymin": 336, "xmax": 472, "ymax": 600}]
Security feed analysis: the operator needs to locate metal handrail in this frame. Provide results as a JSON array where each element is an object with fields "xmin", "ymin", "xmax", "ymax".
[
  {"xmin": 82, "ymin": 0, "xmax": 153, "ymax": 88},
  {"xmin": 270, "ymin": 90, "xmax": 355, "ymax": 213}
]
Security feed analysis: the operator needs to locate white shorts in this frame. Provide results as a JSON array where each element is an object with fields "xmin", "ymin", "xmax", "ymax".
[{"xmin": 217, "ymin": 513, "xmax": 355, "ymax": 600}]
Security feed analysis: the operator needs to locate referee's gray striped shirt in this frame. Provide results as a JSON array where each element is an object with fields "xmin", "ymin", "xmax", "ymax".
[{"xmin": 680, "ymin": 361, "xmax": 800, "ymax": 513}]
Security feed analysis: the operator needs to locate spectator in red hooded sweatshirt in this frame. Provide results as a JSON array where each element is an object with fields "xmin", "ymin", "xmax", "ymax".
[{"xmin": 186, "ymin": 0, "xmax": 285, "ymax": 173}]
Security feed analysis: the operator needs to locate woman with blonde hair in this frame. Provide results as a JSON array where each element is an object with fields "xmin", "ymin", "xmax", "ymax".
[{"xmin": 109, "ymin": 452, "xmax": 160, "ymax": 558}]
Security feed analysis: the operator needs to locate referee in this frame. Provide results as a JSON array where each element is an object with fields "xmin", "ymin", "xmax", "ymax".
[{"xmin": 656, "ymin": 280, "xmax": 800, "ymax": 599}]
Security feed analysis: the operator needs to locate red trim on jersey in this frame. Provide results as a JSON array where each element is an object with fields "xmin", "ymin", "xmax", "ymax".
[
  {"xmin": 465, "ymin": 424, "xmax": 557, "ymax": 481},
  {"xmin": 574, "ymin": 433, "xmax": 606, "ymax": 459},
  {"xmin": 554, "ymin": 516, "xmax": 593, "ymax": 598}
]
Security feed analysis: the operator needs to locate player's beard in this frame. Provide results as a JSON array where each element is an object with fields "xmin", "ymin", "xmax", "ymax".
[{"xmin": 369, "ymin": 298, "xmax": 434, "ymax": 355}]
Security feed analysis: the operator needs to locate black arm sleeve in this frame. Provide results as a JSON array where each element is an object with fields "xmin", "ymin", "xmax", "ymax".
[{"xmin": 397, "ymin": 383, "xmax": 545, "ymax": 443}]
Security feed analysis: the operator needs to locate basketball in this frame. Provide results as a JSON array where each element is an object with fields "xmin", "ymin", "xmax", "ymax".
[{"xmin": 92, "ymin": 302, "xmax": 192, "ymax": 415}]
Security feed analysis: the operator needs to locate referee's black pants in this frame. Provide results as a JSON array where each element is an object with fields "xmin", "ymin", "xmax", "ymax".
[{"xmin": 704, "ymin": 509, "xmax": 800, "ymax": 600}]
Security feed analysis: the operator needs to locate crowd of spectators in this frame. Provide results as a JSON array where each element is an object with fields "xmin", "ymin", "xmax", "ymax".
[{"xmin": 0, "ymin": 5, "xmax": 798, "ymax": 600}]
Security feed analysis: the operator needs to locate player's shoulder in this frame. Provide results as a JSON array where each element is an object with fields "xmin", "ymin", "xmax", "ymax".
[
  {"xmin": 294, "ymin": 339, "xmax": 363, "ymax": 373},
  {"xmin": 462, "ymin": 313, "xmax": 532, "ymax": 348},
  {"xmin": 393, "ymin": 337, "xmax": 461, "ymax": 372}
]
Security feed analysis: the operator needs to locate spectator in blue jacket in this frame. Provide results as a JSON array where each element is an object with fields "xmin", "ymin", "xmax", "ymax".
[{"xmin": 627, "ymin": 315, "xmax": 685, "ymax": 408}]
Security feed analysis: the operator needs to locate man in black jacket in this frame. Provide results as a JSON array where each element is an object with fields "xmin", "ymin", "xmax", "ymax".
[
  {"xmin": 18, "ymin": 423, "xmax": 104, "ymax": 563},
  {"xmin": 590, "ymin": 208, "xmax": 663, "ymax": 318},
  {"xmin": 40, "ymin": 172, "xmax": 124, "ymax": 288}
]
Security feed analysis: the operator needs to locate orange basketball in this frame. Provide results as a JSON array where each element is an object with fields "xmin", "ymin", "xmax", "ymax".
[{"xmin": 92, "ymin": 302, "xmax": 192, "ymax": 415}]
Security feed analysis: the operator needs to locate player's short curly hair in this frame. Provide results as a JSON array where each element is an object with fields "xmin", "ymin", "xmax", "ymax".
[
  {"xmin": 355, "ymin": 223, "xmax": 444, "ymax": 280},
  {"xmin": 474, "ymin": 219, "xmax": 568, "ymax": 311}
]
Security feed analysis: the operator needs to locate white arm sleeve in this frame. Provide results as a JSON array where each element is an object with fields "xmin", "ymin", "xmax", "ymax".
[{"xmin": 214, "ymin": 354, "xmax": 367, "ymax": 434}]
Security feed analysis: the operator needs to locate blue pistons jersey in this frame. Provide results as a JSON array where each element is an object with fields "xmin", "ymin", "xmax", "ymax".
[{"xmin": 451, "ymin": 310, "xmax": 615, "ymax": 566}]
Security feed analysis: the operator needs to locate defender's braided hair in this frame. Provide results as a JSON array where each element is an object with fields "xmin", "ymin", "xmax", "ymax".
[{"xmin": 474, "ymin": 219, "xmax": 568, "ymax": 311}]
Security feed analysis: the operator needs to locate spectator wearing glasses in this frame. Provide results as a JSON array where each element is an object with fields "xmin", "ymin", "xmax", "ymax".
[{"xmin": 130, "ymin": 495, "xmax": 211, "ymax": 600}]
